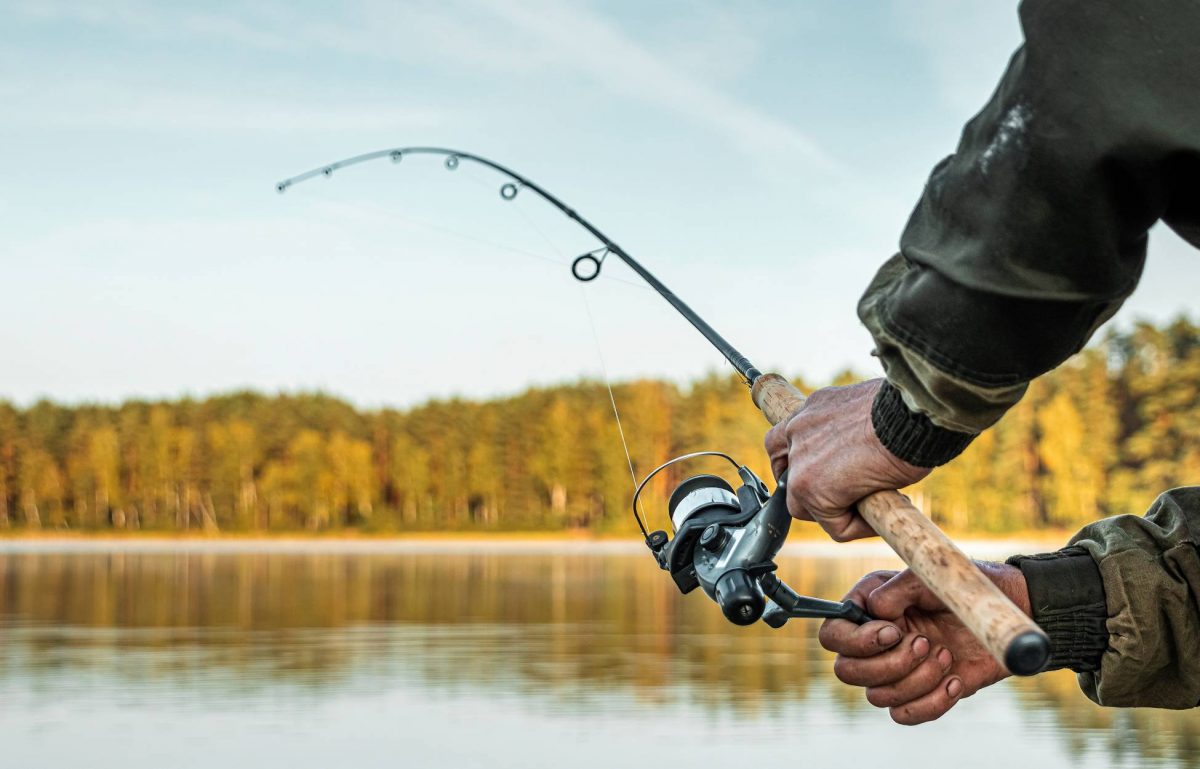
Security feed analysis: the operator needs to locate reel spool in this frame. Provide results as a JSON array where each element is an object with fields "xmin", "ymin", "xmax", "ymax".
[{"xmin": 635, "ymin": 452, "xmax": 870, "ymax": 628}]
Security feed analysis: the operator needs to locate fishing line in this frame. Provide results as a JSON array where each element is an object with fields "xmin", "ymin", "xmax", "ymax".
[
  {"xmin": 480, "ymin": 167, "xmax": 641, "ymax": 498},
  {"xmin": 306, "ymin": 194, "xmax": 569, "ymax": 269},
  {"xmin": 278, "ymin": 147, "xmax": 762, "ymax": 384},
  {"xmin": 579, "ymin": 286, "xmax": 640, "ymax": 497},
  {"xmin": 304, "ymin": 191, "xmax": 652, "ymax": 291},
  {"xmin": 279, "ymin": 146, "xmax": 748, "ymax": 511},
  {"xmin": 301, "ymin": 163, "xmax": 645, "ymax": 498}
]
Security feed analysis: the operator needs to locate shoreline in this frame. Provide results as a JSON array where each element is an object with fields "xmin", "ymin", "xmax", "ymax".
[{"xmin": 0, "ymin": 531, "xmax": 1070, "ymax": 558}]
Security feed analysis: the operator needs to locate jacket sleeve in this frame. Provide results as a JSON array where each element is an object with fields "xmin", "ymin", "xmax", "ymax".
[
  {"xmin": 861, "ymin": 0, "xmax": 1200, "ymax": 466},
  {"xmin": 1009, "ymin": 487, "xmax": 1200, "ymax": 709}
]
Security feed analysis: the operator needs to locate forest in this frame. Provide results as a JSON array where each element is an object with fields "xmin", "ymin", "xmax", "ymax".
[{"xmin": 1, "ymin": 317, "xmax": 1196, "ymax": 535}]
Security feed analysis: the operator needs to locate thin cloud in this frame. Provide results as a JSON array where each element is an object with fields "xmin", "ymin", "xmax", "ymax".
[
  {"xmin": 13, "ymin": 0, "xmax": 838, "ymax": 171},
  {"xmin": 891, "ymin": 0, "xmax": 1022, "ymax": 117},
  {"xmin": 11, "ymin": 0, "xmax": 296, "ymax": 50},
  {"xmin": 2, "ymin": 79, "xmax": 448, "ymax": 133},
  {"xmin": 471, "ymin": 0, "xmax": 838, "ymax": 172}
]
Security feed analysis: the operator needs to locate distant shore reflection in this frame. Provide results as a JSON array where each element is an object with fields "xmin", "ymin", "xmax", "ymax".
[{"xmin": 0, "ymin": 545, "xmax": 1196, "ymax": 768}]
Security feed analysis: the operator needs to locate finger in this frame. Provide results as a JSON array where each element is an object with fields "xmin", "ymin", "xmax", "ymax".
[
  {"xmin": 792, "ymin": 507, "xmax": 815, "ymax": 523},
  {"xmin": 833, "ymin": 633, "xmax": 932, "ymax": 687},
  {"xmin": 866, "ymin": 646, "xmax": 954, "ymax": 708},
  {"xmin": 818, "ymin": 618, "xmax": 902, "ymax": 657},
  {"xmin": 868, "ymin": 570, "xmax": 947, "ymax": 620},
  {"xmin": 785, "ymin": 476, "xmax": 809, "ymax": 521},
  {"xmin": 843, "ymin": 570, "xmax": 897, "ymax": 606},
  {"xmin": 764, "ymin": 423, "xmax": 789, "ymax": 478},
  {"xmin": 764, "ymin": 420, "xmax": 787, "ymax": 457},
  {"xmin": 785, "ymin": 474, "xmax": 861, "ymax": 536},
  {"xmin": 889, "ymin": 675, "xmax": 966, "ymax": 726},
  {"xmin": 819, "ymin": 571, "xmax": 898, "ymax": 655},
  {"xmin": 813, "ymin": 511, "xmax": 877, "ymax": 542},
  {"xmin": 786, "ymin": 472, "xmax": 878, "ymax": 542}
]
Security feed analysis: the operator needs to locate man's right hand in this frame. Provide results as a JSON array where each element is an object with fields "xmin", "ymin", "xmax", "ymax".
[
  {"xmin": 763, "ymin": 379, "xmax": 930, "ymax": 541},
  {"xmin": 819, "ymin": 562, "xmax": 1031, "ymax": 724}
]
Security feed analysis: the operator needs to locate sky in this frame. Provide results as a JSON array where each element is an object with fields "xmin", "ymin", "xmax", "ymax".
[{"xmin": 2, "ymin": 0, "xmax": 1197, "ymax": 409}]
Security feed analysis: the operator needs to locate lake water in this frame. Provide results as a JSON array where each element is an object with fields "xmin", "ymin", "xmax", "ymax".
[{"xmin": 0, "ymin": 541, "xmax": 1196, "ymax": 769}]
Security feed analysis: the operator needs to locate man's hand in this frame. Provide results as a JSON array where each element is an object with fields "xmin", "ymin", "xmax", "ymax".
[
  {"xmin": 764, "ymin": 378, "xmax": 929, "ymax": 541},
  {"xmin": 819, "ymin": 563, "xmax": 1030, "ymax": 724}
]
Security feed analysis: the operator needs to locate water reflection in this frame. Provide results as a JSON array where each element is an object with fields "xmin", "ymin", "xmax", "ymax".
[{"xmin": 0, "ymin": 545, "xmax": 1196, "ymax": 769}]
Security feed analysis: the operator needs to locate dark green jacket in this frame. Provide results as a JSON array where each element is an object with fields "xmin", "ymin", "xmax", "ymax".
[
  {"xmin": 1009, "ymin": 490, "xmax": 1200, "ymax": 708},
  {"xmin": 860, "ymin": 0, "xmax": 1200, "ymax": 706}
]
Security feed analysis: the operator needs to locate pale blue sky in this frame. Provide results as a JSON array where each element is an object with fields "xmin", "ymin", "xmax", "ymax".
[{"xmin": 2, "ymin": 0, "xmax": 1196, "ymax": 408}]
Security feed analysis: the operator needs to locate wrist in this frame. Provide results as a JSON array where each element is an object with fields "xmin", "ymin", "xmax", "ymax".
[
  {"xmin": 1005, "ymin": 548, "xmax": 1107, "ymax": 672},
  {"xmin": 978, "ymin": 561, "xmax": 1032, "ymax": 617},
  {"xmin": 870, "ymin": 380, "xmax": 976, "ymax": 468}
]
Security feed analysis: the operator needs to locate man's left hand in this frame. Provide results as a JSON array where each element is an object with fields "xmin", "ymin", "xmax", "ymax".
[{"xmin": 819, "ymin": 563, "xmax": 1028, "ymax": 724}]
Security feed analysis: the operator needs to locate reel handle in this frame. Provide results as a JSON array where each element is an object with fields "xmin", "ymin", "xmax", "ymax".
[
  {"xmin": 751, "ymin": 373, "xmax": 1050, "ymax": 676},
  {"xmin": 760, "ymin": 571, "xmax": 871, "ymax": 628}
]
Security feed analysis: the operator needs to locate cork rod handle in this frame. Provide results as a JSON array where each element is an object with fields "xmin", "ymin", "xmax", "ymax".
[{"xmin": 751, "ymin": 373, "xmax": 1049, "ymax": 676}]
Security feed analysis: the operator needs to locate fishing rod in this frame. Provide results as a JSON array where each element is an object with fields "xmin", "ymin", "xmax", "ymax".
[{"xmin": 276, "ymin": 147, "xmax": 1049, "ymax": 676}]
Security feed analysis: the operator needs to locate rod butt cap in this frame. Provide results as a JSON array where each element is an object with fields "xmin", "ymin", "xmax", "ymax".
[{"xmin": 1005, "ymin": 630, "xmax": 1050, "ymax": 676}]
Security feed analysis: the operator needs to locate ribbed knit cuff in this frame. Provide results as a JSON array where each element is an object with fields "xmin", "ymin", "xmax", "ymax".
[
  {"xmin": 870, "ymin": 380, "xmax": 976, "ymax": 468},
  {"xmin": 1006, "ymin": 547, "xmax": 1108, "ymax": 673}
]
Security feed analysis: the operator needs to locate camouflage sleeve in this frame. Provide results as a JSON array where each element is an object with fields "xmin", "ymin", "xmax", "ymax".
[
  {"xmin": 1072, "ymin": 488, "xmax": 1200, "ymax": 708},
  {"xmin": 1008, "ymin": 488, "xmax": 1200, "ymax": 708},
  {"xmin": 862, "ymin": 0, "xmax": 1200, "ymax": 467}
]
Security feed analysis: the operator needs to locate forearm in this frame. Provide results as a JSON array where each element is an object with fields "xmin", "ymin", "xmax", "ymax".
[
  {"xmin": 861, "ymin": 0, "xmax": 1200, "ymax": 464},
  {"xmin": 860, "ymin": 253, "xmax": 1123, "ymax": 466},
  {"xmin": 1071, "ymin": 488, "xmax": 1200, "ymax": 708},
  {"xmin": 1009, "ymin": 488, "xmax": 1200, "ymax": 709}
]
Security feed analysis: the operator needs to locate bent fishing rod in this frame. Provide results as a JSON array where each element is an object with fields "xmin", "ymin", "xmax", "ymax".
[{"xmin": 277, "ymin": 147, "xmax": 1049, "ymax": 676}]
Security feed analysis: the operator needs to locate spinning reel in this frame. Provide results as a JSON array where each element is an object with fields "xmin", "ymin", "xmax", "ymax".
[{"xmin": 636, "ymin": 452, "xmax": 871, "ymax": 628}]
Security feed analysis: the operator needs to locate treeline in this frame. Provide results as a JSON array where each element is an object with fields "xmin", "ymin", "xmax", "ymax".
[{"xmin": 0, "ymin": 317, "xmax": 1196, "ymax": 534}]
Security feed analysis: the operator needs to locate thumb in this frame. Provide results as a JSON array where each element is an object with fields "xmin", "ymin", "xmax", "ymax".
[
  {"xmin": 764, "ymin": 422, "xmax": 789, "ymax": 479},
  {"xmin": 867, "ymin": 569, "xmax": 946, "ymax": 620}
]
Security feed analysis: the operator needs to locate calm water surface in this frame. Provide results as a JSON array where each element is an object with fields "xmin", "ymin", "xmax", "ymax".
[{"xmin": 0, "ymin": 542, "xmax": 1196, "ymax": 769}]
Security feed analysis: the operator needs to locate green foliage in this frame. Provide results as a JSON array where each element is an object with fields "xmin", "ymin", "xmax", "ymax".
[{"xmin": 0, "ymin": 317, "xmax": 1195, "ymax": 534}]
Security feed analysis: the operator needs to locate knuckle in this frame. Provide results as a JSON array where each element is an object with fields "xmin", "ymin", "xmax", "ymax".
[
  {"xmin": 866, "ymin": 687, "xmax": 900, "ymax": 709},
  {"xmin": 824, "ymin": 515, "xmax": 860, "ymax": 542},
  {"xmin": 886, "ymin": 641, "xmax": 917, "ymax": 671},
  {"xmin": 790, "ymin": 475, "xmax": 815, "ymax": 502},
  {"xmin": 890, "ymin": 695, "xmax": 952, "ymax": 726},
  {"xmin": 880, "ymin": 662, "xmax": 943, "ymax": 707},
  {"xmin": 817, "ymin": 622, "xmax": 837, "ymax": 650},
  {"xmin": 829, "ymin": 527, "xmax": 855, "ymax": 543},
  {"xmin": 832, "ymin": 656, "xmax": 859, "ymax": 685}
]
